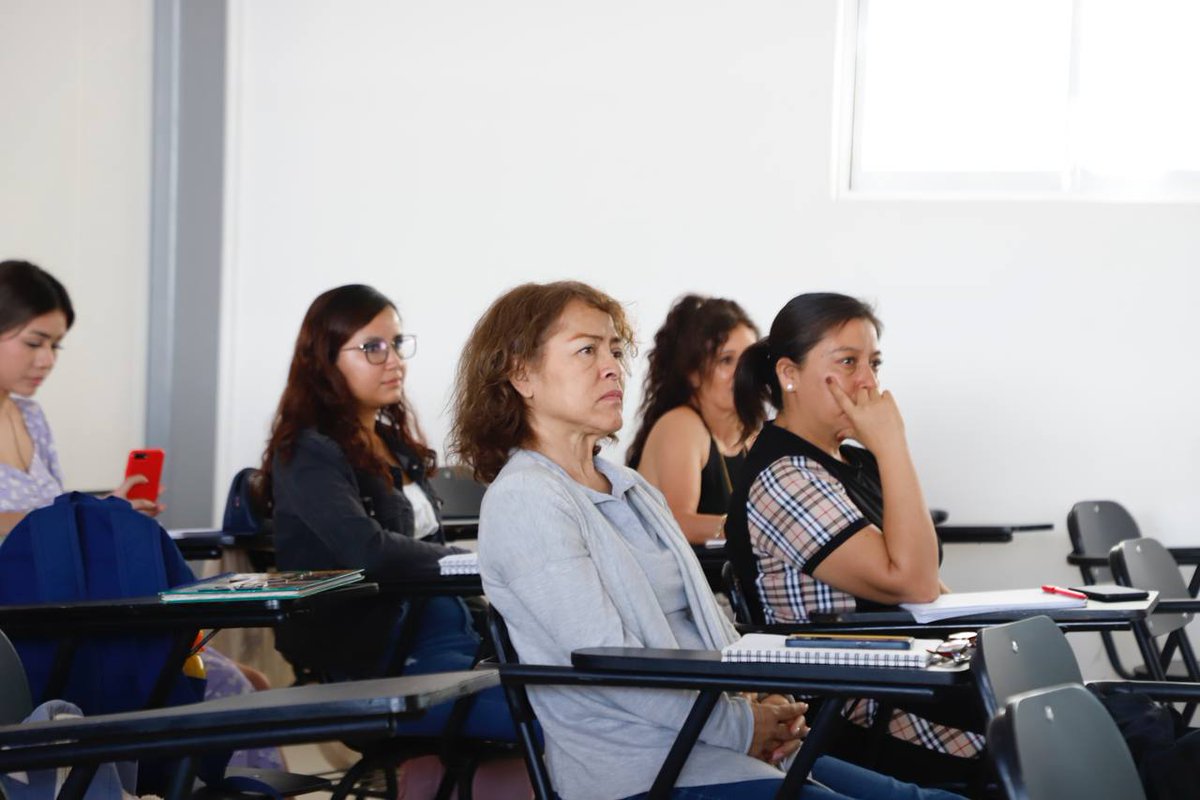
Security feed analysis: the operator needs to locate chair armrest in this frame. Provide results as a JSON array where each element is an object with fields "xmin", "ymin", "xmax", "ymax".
[
  {"xmin": 1088, "ymin": 679, "xmax": 1200, "ymax": 703},
  {"xmin": 1167, "ymin": 547, "xmax": 1200, "ymax": 565},
  {"xmin": 1152, "ymin": 599, "xmax": 1200, "ymax": 613},
  {"xmin": 1066, "ymin": 553, "xmax": 1108, "ymax": 567}
]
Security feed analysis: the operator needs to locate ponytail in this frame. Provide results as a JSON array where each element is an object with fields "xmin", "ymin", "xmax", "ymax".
[{"xmin": 733, "ymin": 338, "xmax": 778, "ymax": 441}]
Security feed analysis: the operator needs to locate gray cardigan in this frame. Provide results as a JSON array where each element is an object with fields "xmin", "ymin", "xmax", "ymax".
[{"xmin": 478, "ymin": 450, "xmax": 783, "ymax": 800}]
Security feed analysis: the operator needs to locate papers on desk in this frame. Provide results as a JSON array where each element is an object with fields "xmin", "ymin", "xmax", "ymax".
[
  {"xmin": 722, "ymin": 633, "xmax": 938, "ymax": 669},
  {"xmin": 900, "ymin": 588, "xmax": 1086, "ymax": 624},
  {"xmin": 439, "ymin": 552, "xmax": 479, "ymax": 576},
  {"xmin": 160, "ymin": 570, "xmax": 364, "ymax": 602}
]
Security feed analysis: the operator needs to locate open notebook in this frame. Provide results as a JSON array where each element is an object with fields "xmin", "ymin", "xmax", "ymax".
[
  {"xmin": 900, "ymin": 588, "xmax": 1086, "ymax": 624},
  {"xmin": 722, "ymin": 633, "xmax": 940, "ymax": 669}
]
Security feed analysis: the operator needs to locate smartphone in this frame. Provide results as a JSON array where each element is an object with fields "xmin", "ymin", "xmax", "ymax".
[
  {"xmin": 785, "ymin": 634, "xmax": 914, "ymax": 651},
  {"xmin": 1068, "ymin": 585, "xmax": 1149, "ymax": 602},
  {"xmin": 124, "ymin": 448, "xmax": 165, "ymax": 502}
]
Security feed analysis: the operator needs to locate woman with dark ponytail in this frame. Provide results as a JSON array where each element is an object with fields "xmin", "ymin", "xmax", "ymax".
[
  {"xmin": 724, "ymin": 293, "xmax": 983, "ymax": 787},
  {"xmin": 626, "ymin": 295, "xmax": 757, "ymax": 544}
]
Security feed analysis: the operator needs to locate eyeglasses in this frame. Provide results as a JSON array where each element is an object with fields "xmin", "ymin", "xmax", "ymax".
[{"xmin": 342, "ymin": 334, "xmax": 417, "ymax": 365}]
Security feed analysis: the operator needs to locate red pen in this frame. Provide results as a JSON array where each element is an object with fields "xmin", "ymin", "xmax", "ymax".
[{"xmin": 1042, "ymin": 584, "xmax": 1088, "ymax": 600}]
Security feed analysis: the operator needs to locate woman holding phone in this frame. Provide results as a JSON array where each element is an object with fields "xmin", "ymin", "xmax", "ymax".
[
  {"xmin": 0, "ymin": 260, "xmax": 161, "ymax": 534},
  {"xmin": 0, "ymin": 258, "xmax": 281, "ymax": 770}
]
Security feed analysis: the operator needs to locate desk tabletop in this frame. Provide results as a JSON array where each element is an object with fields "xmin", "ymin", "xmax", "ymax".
[
  {"xmin": 0, "ymin": 669, "xmax": 498, "ymax": 770},
  {"xmin": 780, "ymin": 592, "xmax": 1159, "ymax": 635},
  {"xmin": 0, "ymin": 582, "xmax": 379, "ymax": 636},
  {"xmin": 934, "ymin": 523, "xmax": 1053, "ymax": 544},
  {"xmin": 378, "ymin": 575, "xmax": 484, "ymax": 597}
]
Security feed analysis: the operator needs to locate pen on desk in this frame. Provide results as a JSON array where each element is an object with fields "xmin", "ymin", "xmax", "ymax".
[{"xmin": 1041, "ymin": 584, "xmax": 1088, "ymax": 600}]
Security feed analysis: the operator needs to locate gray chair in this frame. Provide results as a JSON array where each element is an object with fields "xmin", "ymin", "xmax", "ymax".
[
  {"xmin": 1066, "ymin": 500, "xmax": 1143, "ymax": 678},
  {"xmin": 0, "ymin": 628, "xmax": 333, "ymax": 800},
  {"xmin": 1110, "ymin": 537, "xmax": 1200, "ymax": 698},
  {"xmin": 972, "ymin": 615, "xmax": 1083, "ymax": 719},
  {"xmin": 987, "ymin": 684, "xmax": 1146, "ymax": 800},
  {"xmin": 0, "ymin": 628, "xmax": 33, "ymax": 726}
]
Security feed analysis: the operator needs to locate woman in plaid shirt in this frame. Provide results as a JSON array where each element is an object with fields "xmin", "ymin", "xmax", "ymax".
[{"xmin": 724, "ymin": 293, "xmax": 985, "ymax": 788}]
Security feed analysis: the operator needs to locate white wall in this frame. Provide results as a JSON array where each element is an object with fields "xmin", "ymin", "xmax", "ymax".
[
  {"xmin": 0, "ymin": 0, "xmax": 152, "ymax": 491},
  {"xmin": 221, "ymin": 0, "xmax": 1200, "ymax": 673}
]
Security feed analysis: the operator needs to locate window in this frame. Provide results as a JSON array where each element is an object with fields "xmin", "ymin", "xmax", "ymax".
[{"xmin": 845, "ymin": 0, "xmax": 1200, "ymax": 199}]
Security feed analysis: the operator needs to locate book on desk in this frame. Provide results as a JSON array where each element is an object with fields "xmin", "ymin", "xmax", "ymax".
[
  {"xmin": 160, "ymin": 569, "xmax": 364, "ymax": 602},
  {"xmin": 900, "ymin": 587, "xmax": 1087, "ymax": 623},
  {"xmin": 723, "ymin": 633, "xmax": 940, "ymax": 668}
]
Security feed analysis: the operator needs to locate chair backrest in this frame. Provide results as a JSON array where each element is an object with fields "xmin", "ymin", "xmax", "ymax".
[
  {"xmin": 972, "ymin": 616, "xmax": 1083, "ymax": 719},
  {"xmin": 1111, "ymin": 537, "xmax": 1194, "ymax": 637},
  {"xmin": 1067, "ymin": 500, "xmax": 1141, "ymax": 555},
  {"xmin": 485, "ymin": 607, "xmax": 554, "ymax": 800},
  {"xmin": 0, "ymin": 629, "xmax": 32, "ymax": 726},
  {"xmin": 1067, "ymin": 500, "xmax": 1141, "ymax": 583},
  {"xmin": 987, "ymin": 684, "xmax": 1146, "ymax": 800},
  {"xmin": 221, "ymin": 467, "xmax": 271, "ymax": 535},
  {"xmin": 428, "ymin": 467, "xmax": 486, "ymax": 520}
]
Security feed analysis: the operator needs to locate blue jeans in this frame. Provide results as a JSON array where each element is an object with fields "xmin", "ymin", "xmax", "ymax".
[
  {"xmin": 389, "ymin": 596, "xmax": 520, "ymax": 741},
  {"xmin": 620, "ymin": 755, "xmax": 967, "ymax": 800}
]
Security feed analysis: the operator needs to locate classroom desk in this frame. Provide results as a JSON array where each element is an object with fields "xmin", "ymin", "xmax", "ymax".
[
  {"xmin": 380, "ymin": 574, "xmax": 485, "ymax": 597},
  {"xmin": 1068, "ymin": 546, "xmax": 1200, "ymax": 596},
  {"xmin": 755, "ymin": 593, "xmax": 1160, "ymax": 637},
  {"xmin": 500, "ymin": 648, "xmax": 970, "ymax": 800},
  {"xmin": 0, "ymin": 583, "xmax": 378, "ymax": 705},
  {"xmin": 441, "ymin": 515, "xmax": 480, "ymax": 541},
  {"xmin": 934, "ymin": 522, "xmax": 1053, "ymax": 544},
  {"xmin": 0, "ymin": 669, "xmax": 498, "ymax": 800},
  {"xmin": 167, "ymin": 528, "xmax": 233, "ymax": 561}
]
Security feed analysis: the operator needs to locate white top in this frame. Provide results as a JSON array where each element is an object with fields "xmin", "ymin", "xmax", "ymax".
[{"xmin": 402, "ymin": 481, "xmax": 440, "ymax": 539}]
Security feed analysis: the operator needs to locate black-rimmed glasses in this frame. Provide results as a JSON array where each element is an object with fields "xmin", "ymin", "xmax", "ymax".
[{"xmin": 342, "ymin": 334, "xmax": 417, "ymax": 364}]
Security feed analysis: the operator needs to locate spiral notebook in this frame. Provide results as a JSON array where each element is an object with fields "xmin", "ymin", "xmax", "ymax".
[
  {"xmin": 721, "ymin": 633, "xmax": 939, "ymax": 669},
  {"xmin": 438, "ymin": 552, "xmax": 480, "ymax": 575}
]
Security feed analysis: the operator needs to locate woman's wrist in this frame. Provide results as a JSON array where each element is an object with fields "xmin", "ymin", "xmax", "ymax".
[{"xmin": 712, "ymin": 514, "xmax": 727, "ymax": 540}]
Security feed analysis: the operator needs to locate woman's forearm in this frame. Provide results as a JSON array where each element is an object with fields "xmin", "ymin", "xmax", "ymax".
[{"xmin": 875, "ymin": 443, "xmax": 940, "ymax": 599}]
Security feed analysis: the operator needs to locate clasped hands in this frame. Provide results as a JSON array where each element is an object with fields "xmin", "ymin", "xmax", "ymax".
[{"xmin": 748, "ymin": 693, "xmax": 809, "ymax": 766}]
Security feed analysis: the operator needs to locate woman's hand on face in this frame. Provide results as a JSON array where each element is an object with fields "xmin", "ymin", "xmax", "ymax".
[
  {"xmin": 748, "ymin": 697, "xmax": 808, "ymax": 765},
  {"xmin": 110, "ymin": 475, "xmax": 165, "ymax": 518},
  {"xmin": 827, "ymin": 378, "xmax": 907, "ymax": 454}
]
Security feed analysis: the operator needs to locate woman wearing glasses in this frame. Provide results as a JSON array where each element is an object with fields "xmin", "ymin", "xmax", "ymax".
[{"xmin": 260, "ymin": 284, "xmax": 516, "ymax": 742}]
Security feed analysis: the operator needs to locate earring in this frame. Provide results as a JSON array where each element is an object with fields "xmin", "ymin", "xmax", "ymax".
[{"xmin": 785, "ymin": 383, "xmax": 794, "ymax": 392}]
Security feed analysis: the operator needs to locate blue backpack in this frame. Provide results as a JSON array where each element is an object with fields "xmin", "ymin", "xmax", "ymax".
[{"xmin": 0, "ymin": 492, "xmax": 206, "ymax": 715}]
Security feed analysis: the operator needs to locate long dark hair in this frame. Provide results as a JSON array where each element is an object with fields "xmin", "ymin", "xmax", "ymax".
[
  {"xmin": 733, "ymin": 293, "xmax": 882, "ymax": 436},
  {"xmin": 626, "ymin": 294, "xmax": 757, "ymax": 469},
  {"xmin": 0, "ymin": 260, "xmax": 75, "ymax": 335},
  {"xmin": 259, "ymin": 285, "xmax": 434, "ymax": 502}
]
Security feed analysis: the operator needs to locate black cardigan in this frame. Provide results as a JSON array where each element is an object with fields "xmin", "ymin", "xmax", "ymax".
[{"xmin": 271, "ymin": 427, "xmax": 464, "ymax": 677}]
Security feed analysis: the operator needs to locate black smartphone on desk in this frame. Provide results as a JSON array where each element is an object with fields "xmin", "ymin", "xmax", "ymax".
[{"xmin": 1069, "ymin": 585, "xmax": 1149, "ymax": 602}]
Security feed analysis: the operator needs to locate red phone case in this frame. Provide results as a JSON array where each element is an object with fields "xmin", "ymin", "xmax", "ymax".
[{"xmin": 124, "ymin": 449, "xmax": 164, "ymax": 502}]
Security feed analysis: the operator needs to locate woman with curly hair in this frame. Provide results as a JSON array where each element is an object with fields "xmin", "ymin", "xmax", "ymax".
[{"xmin": 626, "ymin": 295, "xmax": 758, "ymax": 544}]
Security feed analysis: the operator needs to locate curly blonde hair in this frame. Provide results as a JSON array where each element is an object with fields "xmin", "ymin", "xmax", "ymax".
[{"xmin": 448, "ymin": 281, "xmax": 635, "ymax": 483}]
